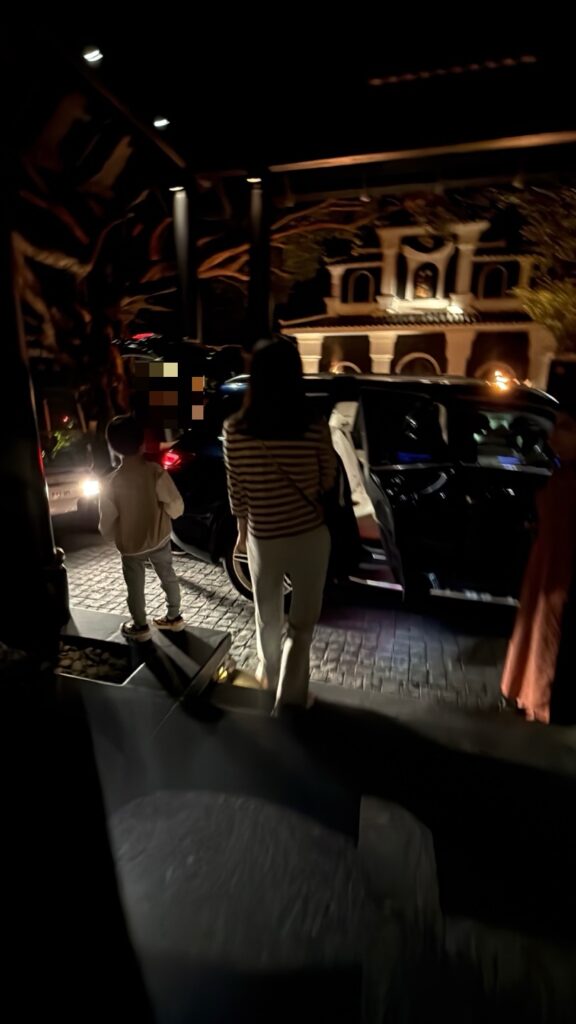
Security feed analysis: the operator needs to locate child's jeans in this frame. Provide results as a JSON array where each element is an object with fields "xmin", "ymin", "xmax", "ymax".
[{"xmin": 121, "ymin": 540, "xmax": 180, "ymax": 626}]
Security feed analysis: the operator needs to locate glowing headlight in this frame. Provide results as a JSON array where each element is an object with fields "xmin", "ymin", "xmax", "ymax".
[{"xmin": 81, "ymin": 478, "xmax": 100, "ymax": 498}]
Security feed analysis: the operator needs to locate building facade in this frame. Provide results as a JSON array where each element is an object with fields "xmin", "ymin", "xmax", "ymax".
[{"xmin": 282, "ymin": 221, "xmax": 556, "ymax": 388}]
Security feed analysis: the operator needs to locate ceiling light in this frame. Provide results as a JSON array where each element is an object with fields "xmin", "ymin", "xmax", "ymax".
[
  {"xmin": 83, "ymin": 47, "xmax": 103, "ymax": 65},
  {"xmin": 169, "ymin": 185, "xmax": 184, "ymax": 192},
  {"xmin": 154, "ymin": 117, "xmax": 170, "ymax": 129},
  {"xmin": 246, "ymin": 176, "xmax": 262, "ymax": 184}
]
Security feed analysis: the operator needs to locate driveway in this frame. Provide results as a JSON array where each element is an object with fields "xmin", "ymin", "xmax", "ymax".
[{"xmin": 55, "ymin": 520, "xmax": 511, "ymax": 710}]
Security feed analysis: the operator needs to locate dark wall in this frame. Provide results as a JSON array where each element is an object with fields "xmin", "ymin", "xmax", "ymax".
[
  {"xmin": 391, "ymin": 333, "xmax": 447, "ymax": 374},
  {"xmin": 466, "ymin": 332, "xmax": 529, "ymax": 379}
]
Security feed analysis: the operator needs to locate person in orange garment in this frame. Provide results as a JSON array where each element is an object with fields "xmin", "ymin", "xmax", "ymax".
[{"xmin": 501, "ymin": 407, "xmax": 576, "ymax": 723}]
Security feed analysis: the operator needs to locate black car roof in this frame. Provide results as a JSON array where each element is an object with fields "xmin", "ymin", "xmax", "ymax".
[{"xmin": 221, "ymin": 374, "xmax": 558, "ymax": 411}]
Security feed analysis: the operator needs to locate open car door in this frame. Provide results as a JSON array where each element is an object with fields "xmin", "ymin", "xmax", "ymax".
[
  {"xmin": 355, "ymin": 386, "xmax": 455, "ymax": 594},
  {"xmin": 328, "ymin": 400, "xmax": 404, "ymax": 591}
]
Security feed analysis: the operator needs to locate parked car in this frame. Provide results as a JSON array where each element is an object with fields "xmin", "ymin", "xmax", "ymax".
[
  {"xmin": 163, "ymin": 374, "xmax": 558, "ymax": 605},
  {"xmin": 37, "ymin": 387, "xmax": 111, "ymax": 525}
]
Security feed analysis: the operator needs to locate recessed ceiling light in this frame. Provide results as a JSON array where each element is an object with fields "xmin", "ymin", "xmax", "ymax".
[
  {"xmin": 83, "ymin": 47, "xmax": 103, "ymax": 65},
  {"xmin": 154, "ymin": 117, "xmax": 170, "ymax": 129},
  {"xmin": 169, "ymin": 185, "xmax": 184, "ymax": 192},
  {"xmin": 246, "ymin": 176, "xmax": 262, "ymax": 184}
]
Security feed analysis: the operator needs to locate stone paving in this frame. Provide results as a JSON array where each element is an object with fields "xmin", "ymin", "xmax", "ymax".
[{"xmin": 57, "ymin": 524, "xmax": 512, "ymax": 710}]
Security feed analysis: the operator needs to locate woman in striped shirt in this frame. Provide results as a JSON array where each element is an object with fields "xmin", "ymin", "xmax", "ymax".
[{"xmin": 223, "ymin": 339, "xmax": 337, "ymax": 710}]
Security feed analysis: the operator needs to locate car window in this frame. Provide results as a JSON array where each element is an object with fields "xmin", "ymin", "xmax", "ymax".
[
  {"xmin": 450, "ymin": 402, "xmax": 555, "ymax": 468},
  {"xmin": 359, "ymin": 388, "xmax": 449, "ymax": 466}
]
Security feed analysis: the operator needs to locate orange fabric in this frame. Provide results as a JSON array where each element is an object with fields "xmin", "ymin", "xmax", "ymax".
[{"xmin": 501, "ymin": 465, "xmax": 576, "ymax": 722}]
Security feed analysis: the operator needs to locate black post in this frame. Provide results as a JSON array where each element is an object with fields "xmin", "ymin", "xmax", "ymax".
[
  {"xmin": 0, "ymin": 201, "xmax": 69, "ymax": 657},
  {"xmin": 173, "ymin": 180, "xmax": 205, "ymax": 429},
  {"xmin": 173, "ymin": 181, "xmax": 200, "ymax": 342},
  {"xmin": 247, "ymin": 174, "xmax": 271, "ymax": 346}
]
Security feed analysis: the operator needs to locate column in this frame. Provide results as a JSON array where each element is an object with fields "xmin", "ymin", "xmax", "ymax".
[
  {"xmin": 295, "ymin": 334, "xmax": 323, "ymax": 373},
  {"xmin": 518, "ymin": 257, "xmax": 533, "ymax": 290},
  {"xmin": 403, "ymin": 254, "xmax": 419, "ymax": 301},
  {"xmin": 369, "ymin": 333, "xmax": 397, "ymax": 374},
  {"xmin": 247, "ymin": 174, "xmax": 272, "ymax": 346},
  {"xmin": 381, "ymin": 246, "xmax": 398, "ymax": 299},
  {"xmin": 329, "ymin": 266, "xmax": 345, "ymax": 299},
  {"xmin": 437, "ymin": 260, "xmax": 449, "ymax": 300},
  {"xmin": 445, "ymin": 329, "xmax": 476, "ymax": 376},
  {"xmin": 528, "ymin": 324, "xmax": 556, "ymax": 388},
  {"xmin": 454, "ymin": 243, "xmax": 476, "ymax": 295},
  {"xmin": 173, "ymin": 182, "xmax": 200, "ymax": 341}
]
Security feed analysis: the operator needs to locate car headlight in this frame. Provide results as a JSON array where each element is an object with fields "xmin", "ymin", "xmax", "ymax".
[{"xmin": 81, "ymin": 478, "xmax": 100, "ymax": 498}]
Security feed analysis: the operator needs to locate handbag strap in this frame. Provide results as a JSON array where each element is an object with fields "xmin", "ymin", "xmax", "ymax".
[{"xmin": 259, "ymin": 438, "xmax": 321, "ymax": 516}]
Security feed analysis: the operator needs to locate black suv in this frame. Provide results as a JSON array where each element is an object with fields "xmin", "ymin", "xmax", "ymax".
[{"xmin": 164, "ymin": 375, "xmax": 557, "ymax": 605}]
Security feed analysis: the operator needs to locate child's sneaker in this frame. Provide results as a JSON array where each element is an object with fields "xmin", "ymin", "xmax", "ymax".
[
  {"xmin": 121, "ymin": 621, "xmax": 151, "ymax": 642},
  {"xmin": 153, "ymin": 614, "xmax": 185, "ymax": 632}
]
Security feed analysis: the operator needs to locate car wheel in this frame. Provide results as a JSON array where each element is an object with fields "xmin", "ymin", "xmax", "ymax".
[{"xmin": 223, "ymin": 540, "xmax": 292, "ymax": 607}]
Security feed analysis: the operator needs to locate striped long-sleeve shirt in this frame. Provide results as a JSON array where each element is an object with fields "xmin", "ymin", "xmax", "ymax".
[{"xmin": 222, "ymin": 416, "xmax": 338, "ymax": 540}]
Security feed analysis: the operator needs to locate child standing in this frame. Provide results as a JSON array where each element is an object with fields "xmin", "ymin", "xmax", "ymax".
[{"xmin": 99, "ymin": 416, "xmax": 185, "ymax": 641}]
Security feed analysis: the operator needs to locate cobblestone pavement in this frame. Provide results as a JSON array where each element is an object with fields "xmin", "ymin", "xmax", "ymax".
[{"xmin": 58, "ymin": 524, "xmax": 512, "ymax": 710}]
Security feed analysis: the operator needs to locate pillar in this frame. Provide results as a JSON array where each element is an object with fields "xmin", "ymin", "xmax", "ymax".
[
  {"xmin": 527, "ymin": 324, "xmax": 556, "ymax": 388},
  {"xmin": 518, "ymin": 257, "xmax": 533, "ymax": 290},
  {"xmin": 369, "ymin": 333, "xmax": 396, "ymax": 374},
  {"xmin": 329, "ymin": 266, "xmax": 345, "ymax": 300},
  {"xmin": 173, "ymin": 182, "xmax": 200, "ymax": 341},
  {"xmin": 173, "ymin": 183, "xmax": 205, "ymax": 430},
  {"xmin": 295, "ymin": 334, "xmax": 323, "ymax": 373},
  {"xmin": 247, "ymin": 174, "xmax": 271, "ymax": 346},
  {"xmin": 437, "ymin": 261, "xmax": 448, "ymax": 301},
  {"xmin": 445, "ymin": 330, "xmax": 476, "ymax": 376},
  {"xmin": 454, "ymin": 243, "xmax": 476, "ymax": 295},
  {"xmin": 403, "ymin": 255, "xmax": 418, "ymax": 301},
  {"xmin": 380, "ymin": 246, "xmax": 398, "ymax": 300}
]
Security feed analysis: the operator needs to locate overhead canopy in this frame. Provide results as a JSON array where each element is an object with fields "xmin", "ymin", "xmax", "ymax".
[{"xmin": 4, "ymin": 17, "xmax": 576, "ymax": 185}]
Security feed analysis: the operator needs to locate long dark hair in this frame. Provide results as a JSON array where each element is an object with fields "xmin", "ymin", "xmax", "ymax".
[{"xmin": 238, "ymin": 338, "xmax": 314, "ymax": 439}]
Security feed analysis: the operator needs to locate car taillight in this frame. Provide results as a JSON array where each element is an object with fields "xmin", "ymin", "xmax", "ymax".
[
  {"xmin": 162, "ymin": 451, "xmax": 182, "ymax": 470},
  {"xmin": 161, "ymin": 450, "xmax": 195, "ymax": 471}
]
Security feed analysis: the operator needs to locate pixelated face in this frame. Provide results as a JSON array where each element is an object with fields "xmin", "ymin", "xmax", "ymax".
[{"xmin": 132, "ymin": 361, "xmax": 205, "ymax": 428}]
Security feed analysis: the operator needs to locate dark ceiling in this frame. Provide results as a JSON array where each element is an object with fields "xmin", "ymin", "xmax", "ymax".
[{"xmin": 4, "ymin": 15, "xmax": 576, "ymax": 188}]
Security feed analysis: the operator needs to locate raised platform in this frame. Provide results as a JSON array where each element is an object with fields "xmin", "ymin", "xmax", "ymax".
[{"xmin": 62, "ymin": 606, "xmax": 231, "ymax": 700}]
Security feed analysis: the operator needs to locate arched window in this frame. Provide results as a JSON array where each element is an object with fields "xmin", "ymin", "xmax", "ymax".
[
  {"xmin": 395, "ymin": 352, "xmax": 441, "ymax": 376},
  {"xmin": 348, "ymin": 270, "xmax": 376, "ymax": 304},
  {"xmin": 479, "ymin": 264, "xmax": 509, "ymax": 299},
  {"xmin": 413, "ymin": 263, "xmax": 438, "ymax": 299}
]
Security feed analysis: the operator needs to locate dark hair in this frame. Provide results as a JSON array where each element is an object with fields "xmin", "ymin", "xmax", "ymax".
[
  {"xmin": 237, "ymin": 338, "xmax": 312, "ymax": 439},
  {"xmin": 106, "ymin": 415, "xmax": 144, "ymax": 456}
]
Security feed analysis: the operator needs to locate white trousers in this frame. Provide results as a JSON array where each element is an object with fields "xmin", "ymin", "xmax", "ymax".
[{"xmin": 247, "ymin": 525, "xmax": 331, "ymax": 707}]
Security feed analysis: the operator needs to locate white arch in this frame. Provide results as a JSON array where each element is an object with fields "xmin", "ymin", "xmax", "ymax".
[
  {"xmin": 331, "ymin": 361, "xmax": 362, "ymax": 375},
  {"xmin": 395, "ymin": 351, "xmax": 442, "ymax": 375}
]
